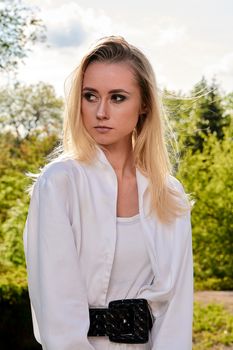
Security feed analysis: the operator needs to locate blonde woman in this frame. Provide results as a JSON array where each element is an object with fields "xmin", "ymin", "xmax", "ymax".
[{"xmin": 23, "ymin": 36, "xmax": 193, "ymax": 350}]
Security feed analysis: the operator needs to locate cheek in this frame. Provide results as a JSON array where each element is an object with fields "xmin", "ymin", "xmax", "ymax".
[
  {"xmin": 81, "ymin": 100, "xmax": 88, "ymax": 115},
  {"xmin": 81, "ymin": 102, "xmax": 93, "ymax": 125},
  {"xmin": 125, "ymin": 104, "xmax": 140, "ymax": 125},
  {"xmin": 120, "ymin": 114, "xmax": 139, "ymax": 133}
]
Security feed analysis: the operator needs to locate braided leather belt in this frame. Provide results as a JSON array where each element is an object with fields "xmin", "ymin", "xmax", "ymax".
[{"xmin": 88, "ymin": 298, "xmax": 154, "ymax": 344}]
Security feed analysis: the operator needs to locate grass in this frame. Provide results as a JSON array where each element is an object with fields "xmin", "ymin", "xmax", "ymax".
[{"xmin": 193, "ymin": 301, "xmax": 233, "ymax": 349}]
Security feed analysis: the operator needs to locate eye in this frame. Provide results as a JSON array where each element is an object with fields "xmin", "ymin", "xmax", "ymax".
[
  {"xmin": 82, "ymin": 92, "xmax": 98, "ymax": 102},
  {"xmin": 111, "ymin": 94, "xmax": 126, "ymax": 103}
]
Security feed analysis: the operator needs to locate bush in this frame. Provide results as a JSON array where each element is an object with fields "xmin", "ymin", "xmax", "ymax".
[{"xmin": 193, "ymin": 302, "xmax": 233, "ymax": 349}]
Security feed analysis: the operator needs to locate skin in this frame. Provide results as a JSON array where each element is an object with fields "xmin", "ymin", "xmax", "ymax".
[{"xmin": 81, "ymin": 61, "xmax": 144, "ymax": 180}]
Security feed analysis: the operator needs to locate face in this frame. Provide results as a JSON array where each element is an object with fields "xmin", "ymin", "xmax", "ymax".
[{"xmin": 81, "ymin": 62, "xmax": 143, "ymax": 151}]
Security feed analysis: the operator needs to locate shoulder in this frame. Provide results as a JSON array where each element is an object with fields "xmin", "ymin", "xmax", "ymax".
[
  {"xmin": 38, "ymin": 159, "xmax": 70, "ymax": 184},
  {"xmin": 38, "ymin": 158, "xmax": 84, "ymax": 183},
  {"xmin": 167, "ymin": 174, "xmax": 185, "ymax": 194},
  {"xmin": 29, "ymin": 159, "xmax": 83, "ymax": 203},
  {"xmin": 30, "ymin": 159, "xmax": 81, "ymax": 197},
  {"xmin": 167, "ymin": 175, "xmax": 192, "ymax": 226},
  {"xmin": 30, "ymin": 158, "xmax": 91, "ymax": 199}
]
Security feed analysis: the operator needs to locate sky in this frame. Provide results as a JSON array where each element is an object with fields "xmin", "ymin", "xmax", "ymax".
[{"xmin": 13, "ymin": 0, "xmax": 233, "ymax": 97}]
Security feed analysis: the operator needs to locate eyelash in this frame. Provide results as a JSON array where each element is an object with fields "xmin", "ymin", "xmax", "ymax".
[
  {"xmin": 82, "ymin": 92, "xmax": 97, "ymax": 102},
  {"xmin": 82, "ymin": 92, "xmax": 127, "ymax": 103},
  {"xmin": 111, "ymin": 94, "xmax": 126, "ymax": 103}
]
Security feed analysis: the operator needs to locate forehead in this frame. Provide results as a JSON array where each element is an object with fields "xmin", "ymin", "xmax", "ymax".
[{"xmin": 82, "ymin": 62, "xmax": 138, "ymax": 90}]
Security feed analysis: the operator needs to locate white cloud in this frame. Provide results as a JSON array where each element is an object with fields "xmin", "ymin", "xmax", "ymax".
[
  {"xmin": 136, "ymin": 15, "xmax": 188, "ymax": 49},
  {"xmin": 41, "ymin": 2, "xmax": 114, "ymax": 48},
  {"xmin": 16, "ymin": 44, "xmax": 74, "ymax": 97},
  {"xmin": 156, "ymin": 25, "xmax": 187, "ymax": 46},
  {"xmin": 204, "ymin": 53, "xmax": 233, "ymax": 77}
]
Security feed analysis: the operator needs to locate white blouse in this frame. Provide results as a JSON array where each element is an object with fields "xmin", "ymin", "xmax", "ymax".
[{"xmin": 23, "ymin": 146, "xmax": 193, "ymax": 350}]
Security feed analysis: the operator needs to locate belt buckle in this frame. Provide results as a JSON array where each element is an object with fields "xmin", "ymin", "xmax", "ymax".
[{"xmin": 107, "ymin": 298, "xmax": 151, "ymax": 344}]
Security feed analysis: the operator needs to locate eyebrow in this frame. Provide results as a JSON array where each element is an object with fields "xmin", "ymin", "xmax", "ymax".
[{"xmin": 82, "ymin": 87, "xmax": 131, "ymax": 95}]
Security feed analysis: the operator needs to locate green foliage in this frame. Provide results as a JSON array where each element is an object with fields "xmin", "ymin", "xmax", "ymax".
[
  {"xmin": 0, "ymin": 131, "xmax": 59, "ymax": 278},
  {"xmin": 193, "ymin": 302, "xmax": 233, "ymax": 349},
  {"xmin": 0, "ymin": 0, "xmax": 46, "ymax": 72},
  {"xmin": 177, "ymin": 127, "xmax": 233, "ymax": 290},
  {"xmin": 0, "ymin": 261, "xmax": 27, "ymax": 303},
  {"xmin": 163, "ymin": 80, "xmax": 233, "ymax": 290},
  {"xmin": 2, "ymin": 198, "xmax": 29, "ymax": 265}
]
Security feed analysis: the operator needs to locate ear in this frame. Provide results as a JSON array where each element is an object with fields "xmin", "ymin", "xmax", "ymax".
[
  {"xmin": 140, "ymin": 102, "xmax": 147, "ymax": 114},
  {"xmin": 139, "ymin": 103, "xmax": 147, "ymax": 117}
]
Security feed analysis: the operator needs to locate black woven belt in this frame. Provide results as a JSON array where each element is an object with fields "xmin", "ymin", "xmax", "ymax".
[{"xmin": 88, "ymin": 298, "xmax": 154, "ymax": 344}]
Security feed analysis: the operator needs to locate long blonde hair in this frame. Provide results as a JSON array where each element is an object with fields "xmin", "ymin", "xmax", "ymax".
[{"xmin": 34, "ymin": 36, "xmax": 191, "ymax": 223}]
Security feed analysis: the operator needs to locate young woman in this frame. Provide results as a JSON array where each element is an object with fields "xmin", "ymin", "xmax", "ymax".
[{"xmin": 23, "ymin": 36, "xmax": 193, "ymax": 350}]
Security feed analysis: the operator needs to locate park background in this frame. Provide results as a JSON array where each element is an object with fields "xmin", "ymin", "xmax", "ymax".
[{"xmin": 0, "ymin": 0, "xmax": 232, "ymax": 349}]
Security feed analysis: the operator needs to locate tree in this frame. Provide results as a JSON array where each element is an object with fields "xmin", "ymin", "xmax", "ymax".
[
  {"xmin": 0, "ymin": 82, "xmax": 64, "ymax": 138},
  {"xmin": 163, "ymin": 77, "xmax": 230, "ymax": 155},
  {"xmin": 223, "ymin": 91, "xmax": 233, "ymax": 119},
  {"xmin": 186, "ymin": 77, "xmax": 230, "ymax": 152},
  {"xmin": 177, "ymin": 124, "xmax": 233, "ymax": 290},
  {"xmin": 0, "ymin": 0, "xmax": 46, "ymax": 72}
]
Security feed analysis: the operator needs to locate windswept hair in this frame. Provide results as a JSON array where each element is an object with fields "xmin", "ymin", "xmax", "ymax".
[{"xmin": 28, "ymin": 36, "xmax": 191, "ymax": 223}]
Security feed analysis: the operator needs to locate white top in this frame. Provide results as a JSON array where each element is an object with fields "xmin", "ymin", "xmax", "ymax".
[
  {"xmin": 23, "ymin": 146, "xmax": 193, "ymax": 350},
  {"xmin": 89, "ymin": 214, "xmax": 154, "ymax": 350},
  {"xmin": 106, "ymin": 214, "xmax": 154, "ymax": 302}
]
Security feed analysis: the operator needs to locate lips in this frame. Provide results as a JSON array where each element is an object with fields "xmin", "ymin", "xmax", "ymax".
[
  {"xmin": 94, "ymin": 126, "xmax": 112, "ymax": 129},
  {"xmin": 94, "ymin": 126, "xmax": 113, "ymax": 133}
]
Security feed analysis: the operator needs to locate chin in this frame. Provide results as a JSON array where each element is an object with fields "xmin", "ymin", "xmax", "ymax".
[{"xmin": 91, "ymin": 135, "xmax": 115, "ymax": 145}]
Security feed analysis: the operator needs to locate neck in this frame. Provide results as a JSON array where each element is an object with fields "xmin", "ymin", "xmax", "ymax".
[{"xmin": 100, "ymin": 143, "xmax": 136, "ymax": 180}]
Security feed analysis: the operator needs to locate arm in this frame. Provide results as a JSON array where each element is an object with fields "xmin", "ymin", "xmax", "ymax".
[
  {"xmin": 23, "ymin": 169, "xmax": 94, "ymax": 350},
  {"xmin": 151, "ymin": 217, "xmax": 193, "ymax": 350}
]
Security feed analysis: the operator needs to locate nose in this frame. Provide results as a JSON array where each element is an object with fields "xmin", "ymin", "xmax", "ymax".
[{"xmin": 96, "ymin": 99, "xmax": 109, "ymax": 120}]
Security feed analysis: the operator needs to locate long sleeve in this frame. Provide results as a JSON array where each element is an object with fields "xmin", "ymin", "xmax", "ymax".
[
  {"xmin": 150, "ymin": 217, "xmax": 193, "ymax": 350},
  {"xmin": 23, "ymin": 168, "xmax": 95, "ymax": 350}
]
